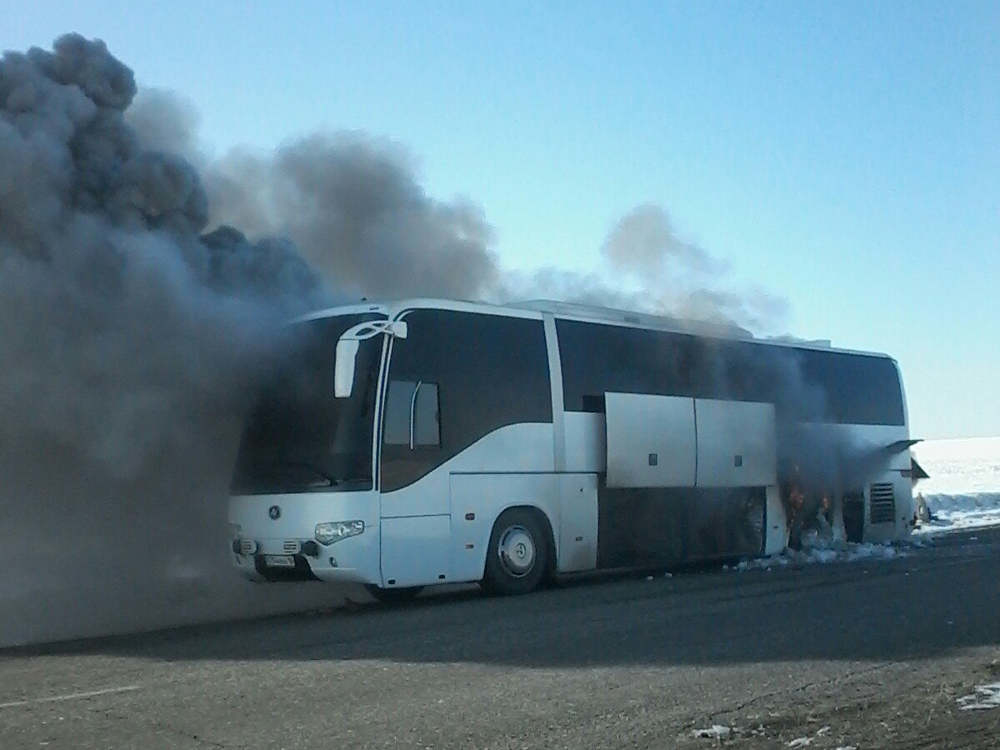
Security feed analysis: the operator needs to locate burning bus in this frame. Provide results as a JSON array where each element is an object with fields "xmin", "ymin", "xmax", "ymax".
[{"xmin": 228, "ymin": 298, "xmax": 913, "ymax": 599}]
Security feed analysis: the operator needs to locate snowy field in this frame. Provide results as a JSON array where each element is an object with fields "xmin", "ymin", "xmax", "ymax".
[{"xmin": 912, "ymin": 436, "xmax": 1000, "ymax": 535}]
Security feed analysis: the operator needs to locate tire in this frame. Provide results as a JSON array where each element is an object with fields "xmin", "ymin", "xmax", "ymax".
[
  {"xmin": 482, "ymin": 508, "xmax": 551, "ymax": 596},
  {"xmin": 364, "ymin": 585, "xmax": 423, "ymax": 604}
]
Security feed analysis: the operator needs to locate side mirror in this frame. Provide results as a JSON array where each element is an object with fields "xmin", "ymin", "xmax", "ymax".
[
  {"xmin": 334, "ymin": 339, "xmax": 360, "ymax": 398},
  {"xmin": 334, "ymin": 320, "xmax": 407, "ymax": 398}
]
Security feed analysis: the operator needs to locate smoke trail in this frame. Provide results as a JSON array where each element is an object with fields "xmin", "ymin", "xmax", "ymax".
[
  {"xmin": 502, "ymin": 204, "xmax": 790, "ymax": 333},
  {"xmin": 602, "ymin": 203, "xmax": 725, "ymax": 278}
]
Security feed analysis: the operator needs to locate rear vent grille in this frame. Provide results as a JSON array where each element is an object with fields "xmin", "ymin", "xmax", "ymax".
[
  {"xmin": 282, "ymin": 540, "xmax": 301, "ymax": 554},
  {"xmin": 869, "ymin": 483, "xmax": 896, "ymax": 524}
]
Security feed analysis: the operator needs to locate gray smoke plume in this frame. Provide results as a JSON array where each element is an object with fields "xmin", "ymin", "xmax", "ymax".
[
  {"xmin": 125, "ymin": 86, "xmax": 204, "ymax": 163},
  {"xmin": 132, "ymin": 84, "xmax": 785, "ymax": 331},
  {"xmin": 204, "ymin": 134, "xmax": 501, "ymax": 302},
  {"xmin": 0, "ymin": 34, "xmax": 334, "ymax": 646},
  {"xmin": 504, "ymin": 204, "xmax": 790, "ymax": 333},
  {"xmin": 603, "ymin": 203, "xmax": 725, "ymax": 278},
  {"xmin": 598, "ymin": 204, "xmax": 789, "ymax": 330}
]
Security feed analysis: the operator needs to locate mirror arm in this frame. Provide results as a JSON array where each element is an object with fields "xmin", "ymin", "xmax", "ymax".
[{"xmin": 409, "ymin": 380, "xmax": 423, "ymax": 450}]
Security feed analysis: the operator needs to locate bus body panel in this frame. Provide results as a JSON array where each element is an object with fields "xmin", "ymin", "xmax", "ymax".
[
  {"xmin": 694, "ymin": 399, "xmax": 777, "ymax": 488},
  {"xmin": 379, "ymin": 423, "xmax": 556, "ymax": 519},
  {"xmin": 380, "ymin": 514, "xmax": 452, "ymax": 586},
  {"xmin": 563, "ymin": 412, "xmax": 605, "ymax": 472},
  {"xmin": 556, "ymin": 473, "xmax": 600, "ymax": 572}
]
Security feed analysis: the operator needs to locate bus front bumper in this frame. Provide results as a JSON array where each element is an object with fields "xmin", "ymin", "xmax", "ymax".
[
  {"xmin": 229, "ymin": 491, "xmax": 380, "ymax": 585},
  {"xmin": 231, "ymin": 537, "xmax": 377, "ymax": 584}
]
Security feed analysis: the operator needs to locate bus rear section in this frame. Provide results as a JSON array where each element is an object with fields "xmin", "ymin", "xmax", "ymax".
[{"xmin": 553, "ymin": 314, "xmax": 915, "ymax": 556}]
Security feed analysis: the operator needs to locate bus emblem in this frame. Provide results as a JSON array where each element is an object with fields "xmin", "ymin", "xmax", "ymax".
[{"xmin": 268, "ymin": 505, "xmax": 281, "ymax": 520}]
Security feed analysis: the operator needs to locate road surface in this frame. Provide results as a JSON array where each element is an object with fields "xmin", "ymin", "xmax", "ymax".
[{"xmin": 2, "ymin": 528, "xmax": 998, "ymax": 749}]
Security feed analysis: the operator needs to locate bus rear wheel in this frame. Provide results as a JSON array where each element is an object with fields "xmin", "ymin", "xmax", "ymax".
[
  {"xmin": 483, "ymin": 508, "xmax": 550, "ymax": 595},
  {"xmin": 365, "ymin": 585, "xmax": 423, "ymax": 604}
]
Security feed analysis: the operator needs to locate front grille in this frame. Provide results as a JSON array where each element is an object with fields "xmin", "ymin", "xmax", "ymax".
[
  {"xmin": 282, "ymin": 540, "xmax": 301, "ymax": 554},
  {"xmin": 869, "ymin": 483, "xmax": 895, "ymax": 524}
]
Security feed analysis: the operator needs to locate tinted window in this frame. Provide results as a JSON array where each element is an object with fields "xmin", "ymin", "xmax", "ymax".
[
  {"xmin": 800, "ymin": 348, "xmax": 904, "ymax": 425},
  {"xmin": 557, "ymin": 321, "xmax": 696, "ymax": 406},
  {"xmin": 384, "ymin": 380, "xmax": 440, "ymax": 447},
  {"xmin": 556, "ymin": 319, "xmax": 903, "ymax": 426},
  {"xmin": 414, "ymin": 383, "xmax": 440, "ymax": 446},
  {"xmin": 381, "ymin": 310, "xmax": 551, "ymax": 491}
]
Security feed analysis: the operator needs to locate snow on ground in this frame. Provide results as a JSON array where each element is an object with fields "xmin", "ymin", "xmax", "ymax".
[
  {"xmin": 912, "ymin": 437, "xmax": 1000, "ymax": 535},
  {"xmin": 956, "ymin": 683, "xmax": 1000, "ymax": 711},
  {"xmin": 692, "ymin": 725, "xmax": 733, "ymax": 739},
  {"xmin": 728, "ymin": 538, "xmax": 904, "ymax": 572},
  {"xmin": 915, "ymin": 492, "xmax": 1000, "ymax": 535}
]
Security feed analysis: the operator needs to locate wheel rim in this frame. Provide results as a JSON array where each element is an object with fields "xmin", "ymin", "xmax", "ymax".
[{"xmin": 497, "ymin": 524, "xmax": 536, "ymax": 578}]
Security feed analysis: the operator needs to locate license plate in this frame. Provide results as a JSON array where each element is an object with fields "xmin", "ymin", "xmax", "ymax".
[{"xmin": 264, "ymin": 555, "xmax": 295, "ymax": 568}]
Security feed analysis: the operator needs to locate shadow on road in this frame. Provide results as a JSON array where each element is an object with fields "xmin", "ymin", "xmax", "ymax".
[{"xmin": 4, "ymin": 528, "xmax": 998, "ymax": 670}]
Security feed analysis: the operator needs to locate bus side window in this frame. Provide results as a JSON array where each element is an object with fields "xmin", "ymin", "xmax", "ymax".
[{"xmin": 384, "ymin": 380, "xmax": 440, "ymax": 447}]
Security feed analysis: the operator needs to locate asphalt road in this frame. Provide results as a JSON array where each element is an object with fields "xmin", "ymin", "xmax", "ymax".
[{"xmin": 2, "ymin": 528, "xmax": 999, "ymax": 749}]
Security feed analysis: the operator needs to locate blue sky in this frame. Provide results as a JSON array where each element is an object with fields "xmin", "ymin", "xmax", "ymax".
[{"xmin": 6, "ymin": 1, "xmax": 999, "ymax": 438}]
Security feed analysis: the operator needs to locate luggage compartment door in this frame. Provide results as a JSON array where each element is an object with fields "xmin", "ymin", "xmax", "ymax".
[
  {"xmin": 694, "ymin": 398, "xmax": 776, "ymax": 488},
  {"xmin": 605, "ymin": 392, "xmax": 696, "ymax": 488}
]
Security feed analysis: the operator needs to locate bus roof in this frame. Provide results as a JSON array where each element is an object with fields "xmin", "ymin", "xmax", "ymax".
[{"xmin": 296, "ymin": 297, "xmax": 894, "ymax": 361}]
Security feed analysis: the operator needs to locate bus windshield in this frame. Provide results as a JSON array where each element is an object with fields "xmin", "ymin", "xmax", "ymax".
[{"xmin": 231, "ymin": 314, "xmax": 385, "ymax": 494}]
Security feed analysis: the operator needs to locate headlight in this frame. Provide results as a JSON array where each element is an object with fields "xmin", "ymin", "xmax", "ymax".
[{"xmin": 315, "ymin": 520, "xmax": 365, "ymax": 545}]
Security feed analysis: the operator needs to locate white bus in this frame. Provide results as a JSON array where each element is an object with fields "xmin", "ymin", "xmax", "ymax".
[{"xmin": 228, "ymin": 298, "xmax": 914, "ymax": 599}]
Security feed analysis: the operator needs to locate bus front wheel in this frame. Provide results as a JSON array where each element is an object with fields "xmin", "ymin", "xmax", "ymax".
[{"xmin": 483, "ymin": 508, "xmax": 550, "ymax": 595}]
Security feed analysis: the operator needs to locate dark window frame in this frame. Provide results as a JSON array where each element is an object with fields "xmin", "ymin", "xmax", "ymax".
[{"xmin": 380, "ymin": 309, "xmax": 552, "ymax": 492}]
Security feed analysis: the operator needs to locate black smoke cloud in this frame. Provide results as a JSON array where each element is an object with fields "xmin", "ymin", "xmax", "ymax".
[
  {"xmin": 0, "ymin": 34, "xmax": 333, "ymax": 646},
  {"xmin": 0, "ymin": 34, "xmax": 512, "ymax": 646}
]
